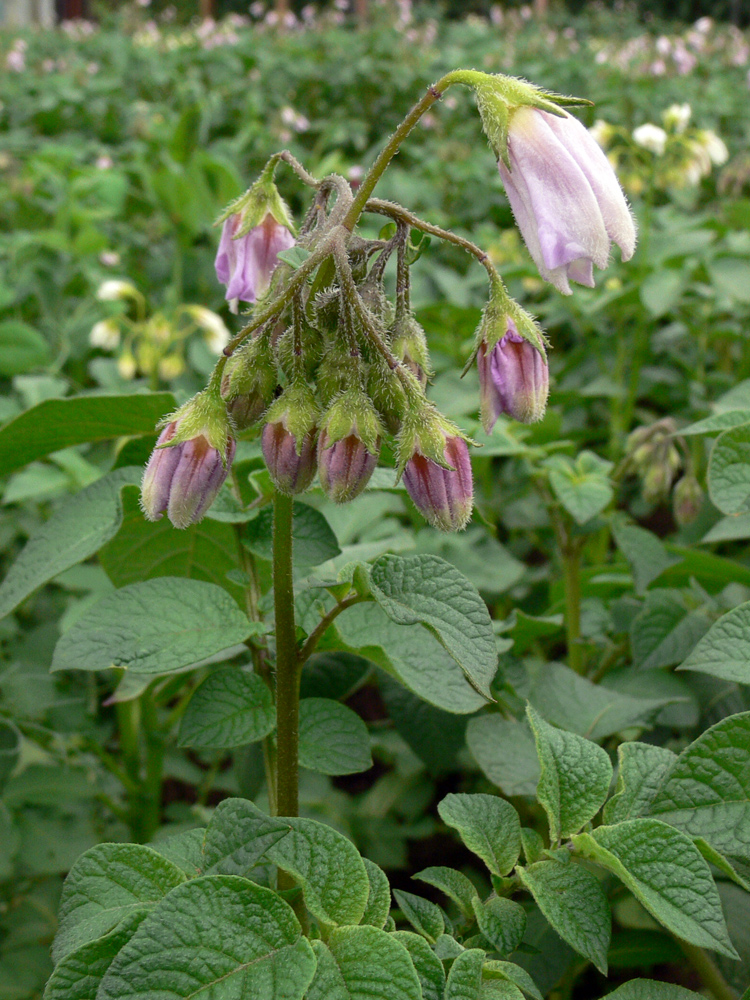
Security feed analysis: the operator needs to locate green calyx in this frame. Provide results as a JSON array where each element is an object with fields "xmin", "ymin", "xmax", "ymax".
[
  {"xmin": 395, "ymin": 400, "xmax": 468, "ymax": 477},
  {"xmin": 263, "ymin": 380, "xmax": 319, "ymax": 454},
  {"xmin": 217, "ymin": 163, "xmax": 295, "ymax": 237},
  {"xmin": 320, "ymin": 388, "xmax": 384, "ymax": 454},
  {"xmin": 466, "ymin": 278, "xmax": 548, "ymax": 375},
  {"xmin": 222, "ymin": 336, "xmax": 278, "ymax": 402},
  {"xmin": 390, "ymin": 313, "xmax": 432, "ymax": 382},
  {"xmin": 159, "ymin": 383, "xmax": 233, "ymax": 463}
]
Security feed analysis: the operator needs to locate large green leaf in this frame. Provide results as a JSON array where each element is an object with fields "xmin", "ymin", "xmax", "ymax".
[
  {"xmin": 0, "ymin": 392, "xmax": 174, "ymax": 477},
  {"xmin": 466, "ymin": 715, "xmax": 540, "ymax": 798},
  {"xmin": 438, "ymin": 793, "xmax": 521, "ymax": 877},
  {"xmin": 414, "ymin": 866, "xmax": 478, "ymax": 919},
  {"xmin": 52, "ymin": 578, "xmax": 260, "ymax": 675},
  {"xmin": 544, "ymin": 451, "xmax": 613, "ymax": 525},
  {"xmin": 97, "ymin": 875, "xmax": 315, "ymax": 1000},
  {"xmin": 518, "ymin": 860, "xmax": 610, "ymax": 974},
  {"xmin": 603, "ymin": 743, "xmax": 677, "ymax": 825},
  {"xmin": 43, "ymin": 912, "xmax": 145, "ymax": 1000},
  {"xmin": 200, "ymin": 798, "xmax": 289, "ymax": 877},
  {"xmin": 265, "ymin": 816, "xmax": 369, "ymax": 926},
  {"xmin": 393, "ymin": 889, "xmax": 444, "ymax": 942},
  {"xmin": 243, "ymin": 502, "xmax": 341, "ymax": 566},
  {"xmin": 648, "ymin": 712, "xmax": 750, "ymax": 856},
  {"xmin": 573, "ymin": 820, "xmax": 738, "ymax": 958},
  {"xmin": 0, "ymin": 467, "xmax": 139, "ymax": 620},
  {"xmin": 678, "ymin": 603, "xmax": 750, "ymax": 684},
  {"xmin": 526, "ymin": 705, "xmax": 612, "ymax": 843},
  {"xmin": 708, "ymin": 422, "xmax": 750, "ymax": 515},
  {"xmin": 0, "ymin": 320, "xmax": 50, "ymax": 376},
  {"xmin": 361, "ymin": 858, "xmax": 391, "ymax": 929},
  {"xmin": 391, "ymin": 931, "xmax": 446, "ymax": 1000},
  {"xmin": 369, "ymin": 553, "xmax": 497, "ymax": 699},
  {"xmin": 178, "ymin": 668, "xmax": 276, "ymax": 749},
  {"xmin": 336, "ymin": 602, "xmax": 488, "ymax": 713},
  {"xmin": 445, "ymin": 948, "xmax": 485, "ymax": 1000},
  {"xmin": 602, "ymin": 982, "xmax": 706, "ymax": 1000},
  {"xmin": 379, "ymin": 673, "xmax": 466, "ymax": 775},
  {"xmin": 472, "ymin": 896, "xmax": 527, "ymax": 957},
  {"xmin": 298, "ymin": 697, "xmax": 372, "ymax": 775},
  {"xmin": 100, "ymin": 485, "xmax": 239, "ymax": 591},
  {"xmin": 611, "ymin": 519, "xmax": 679, "ymax": 594},
  {"xmin": 630, "ymin": 591, "xmax": 711, "ymax": 672},
  {"xmin": 306, "ymin": 927, "xmax": 422, "ymax": 1000},
  {"xmin": 52, "ymin": 843, "xmax": 185, "ymax": 962}
]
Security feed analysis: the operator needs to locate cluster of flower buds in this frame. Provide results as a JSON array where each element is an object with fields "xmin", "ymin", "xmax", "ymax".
[{"xmin": 625, "ymin": 418, "xmax": 689, "ymax": 506}]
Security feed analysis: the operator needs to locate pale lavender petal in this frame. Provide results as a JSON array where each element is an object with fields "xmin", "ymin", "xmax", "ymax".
[
  {"xmin": 215, "ymin": 217, "xmax": 238, "ymax": 286},
  {"xmin": 140, "ymin": 423, "xmax": 182, "ymax": 521}
]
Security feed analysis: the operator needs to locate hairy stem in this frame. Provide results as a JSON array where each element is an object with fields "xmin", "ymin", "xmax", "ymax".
[
  {"xmin": 298, "ymin": 595, "xmax": 366, "ymax": 666},
  {"xmin": 272, "ymin": 490, "xmax": 299, "ymax": 820}
]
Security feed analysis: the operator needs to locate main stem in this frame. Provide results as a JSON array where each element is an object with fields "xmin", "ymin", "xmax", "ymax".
[{"xmin": 272, "ymin": 490, "xmax": 299, "ymax": 820}]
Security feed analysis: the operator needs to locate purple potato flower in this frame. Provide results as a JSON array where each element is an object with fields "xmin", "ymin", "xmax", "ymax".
[
  {"xmin": 403, "ymin": 434, "xmax": 473, "ymax": 532},
  {"xmin": 141, "ymin": 421, "xmax": 236, "ymax": 529},
  {"xmin": 262, "ymin": 420, "xmax": 318, "ymax": 495},
  {"xmin": 498, "ymin": 107, "xmax": 636, "ymax": 294},
  {"xmin": 318, "ymin": 430, "xmax": 380, "ymax": 504},
  {"xmin": 215, "ymin": 212, "xmax": 295, "ymax": 311},
  {"xmin": 478, "ymin": 320, "xmax": 549, "ymax": 430}
]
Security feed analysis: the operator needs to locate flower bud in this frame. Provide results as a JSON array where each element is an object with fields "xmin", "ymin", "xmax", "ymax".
[
  {"xmin": 403, "ymin": 433, "xmax": 473, "ymax": 532},
  {"xmin": 391, "ymin": 314, "xmax": 431, "ymax": 389},
  {"xmin": 141, "ymin": 392, "xmax": 236, "ymax": 530},
  {"xmin": 317, "ymin": 390, "xmax": 383, "ymax": 503},
  {"xmin": 673, "ymin": 475, "xmax": 703, "ymax": 526},
  {"xmin": 220, "ymin": 337, "xmax": 278, "ymax": 430},
  {"xmin": 261, "ymin": 382, "xmax": 319, "ymax": 494},
  {"xmin": 367, "ymin": 357, "xmax": 408, "ymax": 436},
  {"xmin": 477, "ymin": 319, "xmax": 549, "ymax": 429}
]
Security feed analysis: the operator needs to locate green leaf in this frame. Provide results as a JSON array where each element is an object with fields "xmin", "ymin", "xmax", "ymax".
[
  {"xmin": 517, "ymin": 859, "xmax": 611, "ymax": 974},
  {"xmin": 336, "ymin": 602, "xmax": 488, "ymax": 713},
  {"xmin": 300, "ymin": 651, "xmax": 371, "ymax": 699},
  {"xmin": 466, "ymin": 716, "xmax": 540, "ymax": 798},
  {"xmin": 526, "ymin": 705, "xmax": 612, "ymax": 842},
  {"xmin": 100, "ymin": 485, "xmax": 240, "ymax": 591},
  {"xmin": 678, "ymin": 603, "xmax": 750, "ymax": 684},
  {"xmin": 648, "ymin": 711, "xmax": 750, "ymax": 856},
  {"xmin": 639, "ymin": 269, "xmax": 683, "ymax": 316},
  {"xmin": 277, "ymin": 246, "xmax": 311, "ymax": 269},
  {"xmin": 603, "ymin": 743, "xmax": 677, "ymax": 825},
  {"xmin": 572, "ymin": 820, "xmax": 738, "ymax": 958},
  {"xmin": 445, "ymin": 948, "xmax": 486, "ymax": 1000},
  {"xmin": 369, "ymin": 553, "xmax": 497, "ymax": 700},
  {"xmin": 682, "ymin": 410, "xmax": 750, "ymax": 437},
  {"xmin": 361, "ymin": 858, "xmax": 391, "ymax": 929},
  {"xmin": 545, "ymin": 451, "xmax": 613, "ymax": 526},
  {"xmin": 0, "ymin": 392, "xmax": 175, "ymax": 478},
  {"xmin": 150, "ymin": 828, "xmax": 205, "ymax": 878},
  {"xmin": 52, "ymin": 843, "xmax": 185, "ymax": 962},
  {"xmin": 393, "ymin": 889, "xmax": 444, "ymax": 942},
  {"xmin": 708, "ymin": 422, "xmax": 750, "ymax": 515},
  {"xmin": 298, "ymin": 697, "xmax": 372, "ymax": 775},
  {"xmin": 391, "ymin": 931, "xmax": 446, "ymax": 1000},
  {"xmin": 482, "ymin": 962, "xmax": 543, "ymax": 1000},
  {"xmin": 178, "ymin": 668, "xmax": 275, "ymax": 749},
  {"xmin": 265, "ymin": 816, "xmax": 369, "ymax": 926},
  {"xmin": 43, "ymin": 912, "xmax": 145, "ymax": 1000},
  {"xmin": 438, "ymin": 793, "xmax": 521, "ymax": 877},
  {"xmin": 201, "ymin": 798, "xmax": 290, "ymax": 877},
  {"xmin": 244, "ymin": 502, "xmax": 341, "ymax": 566},
  {"xmin": 306, "ymin": 926, "xmax": 422, "ymax": 1000},
  {"xmin": 51, "ymin": 578, "xmax": 259, "ymax": 675},
  {"xmin": 472, "ymin": 896, "xmax": 527, "ymax": 957},
  {"xmin": 379, "ymin": 673, "xmax": 466, "ymax": 775},
  {"xmin": 413, "ymin": 866, "xmax": 478, "ymax": 919},
  {"xmin": 97, "ymin": 875, "xmax": 315, "ymax": 1000},
  {"xmin": 0, "ymin": 468, "xmax": 140, "ymax": 620},
  {"xmin": 526, "ymin": 663, "xmax": 675, "ymax": 741},
  {"xmin": 694, "ymin": 839, "xmax": 750, "ymax": 892},
  {"xmin": 0, "ymin": 320, "xmax": 50, "ymax": 375},
  {"xmin": 630, "ymin": 591, "xmax": 711, "ymax": 671},
  {"xmin": 611, "ymin": 519, "xmax": 679, "ymax": 594},
  {"xmin": 602, "ymin": 980, "xmax": 707, "ymax": 1000}
]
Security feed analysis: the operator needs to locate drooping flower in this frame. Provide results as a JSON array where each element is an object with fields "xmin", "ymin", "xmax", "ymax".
[
  {"xmin": 215, "ymin": 213, "xmax": 295, "ymax": 312},
  {"xmin": 403, "ymin": 433, "xmax": 473, "ymax": 532},
  {"xmin": 261, "ymin": 383, "xmax": 319, "ymax": 495},
  {"xmin": 498, "ymin": 106, "xmax": 637, "ymax": 295},
  {"xmin": 478, "ymin": 319, "xmax": 549, "ymax": 429},
  {"xmin": 317, "ymin": 390, "xmax": 383, "ymax": 503},
  {"xmin": 633, "ymin": 123, "xmax": 668, "ymax": 155}
]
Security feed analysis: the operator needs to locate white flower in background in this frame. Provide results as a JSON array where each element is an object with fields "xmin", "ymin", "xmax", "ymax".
[
  {"xmin": 663, "ymin": 103, "xmax": 691, "ymax": 132},
  {"xmin": 89, "ymin": 319, "xmax": 121, "ymax": 350},
  {"xmin": 633, "ymin": 123, "xmax": 668, "ymax": 155},
  {"xmin": 99, "ymin": 250, "xmax": 120, "ymax": 267},
  {"xmin": 280, "ymin": 106, "xmax": 310, "ymax": 133},
  {"xmin": 117, "ymin": 352, "xmax": 137, "ymax": 380},
  {"xmin": 655, "ymin": 35, "xmax": 672, "ymax": 55},
  {"xmin": 6, "ymin": 49, "xmax": 25, "ymax": 72},
  {"xmin": 694, "ymin": 16, "xmax": 713, "ymax": 33},
  {"xmin": 185, "ymin": 305, "xmax": 230, "ymax": 353},
  {"xmin": 700, "ymin": 130, "xmax": 729, "ymax": 166},
  {"xmin": 96, "ymin": 155, "xmax": 113, "ymax": 170},
  {"xmin": 588, "ymin": 119, "xmax": 613, "ymax": 149},
  {"xmin": 96, "ymin": 279, "xmax": 138, "ymax": 301}
]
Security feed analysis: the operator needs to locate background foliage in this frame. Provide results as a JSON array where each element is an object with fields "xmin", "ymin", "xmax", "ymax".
[{"xmin": 3, "ymin": 2, "xmax": 750, "ymax": 998}]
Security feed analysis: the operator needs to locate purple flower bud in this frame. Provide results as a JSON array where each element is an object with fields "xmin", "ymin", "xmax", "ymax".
[
  {"xmin": 262, "ymin": 420, "xmax": 317, "ymax": 495},
  {"xmin": 498, "ymin": 107, "xmax": 637, "ymax": 295},
  {"xmin": 478, "ymin": 321, "xmax": 549, "ymax": 430},
  {"xmin": 403, "ymin": 435, "xmax": 473, "ymax": 532},
  {"xmin": 215, "ymin": 212, "xmax": 295, "ymax": 311},
  {"xmin": 141, "ymin": 421, "xmax": 236, "ymax": 530},
  {"xmin": 318, "ymin": 430, "xmax": 380, "ymax": 504}
]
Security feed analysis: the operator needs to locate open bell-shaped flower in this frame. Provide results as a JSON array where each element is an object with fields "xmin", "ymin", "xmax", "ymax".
[
  {"xmin": 141, "ymin": 389, "xmax": 235, "ymax": 529},
  {"xmin": 498, "ymin": 106, "xmax": 637, "ymax": 294}
]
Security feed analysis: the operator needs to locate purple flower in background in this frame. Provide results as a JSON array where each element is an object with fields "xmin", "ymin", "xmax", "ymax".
[
  {"xmin": 478, "ymin": 320, "xmax": 549, "ymax": 430},
  {"xmin": 141, "ymin": 420, "xmax": 235, "ymax": 529},
  {"xmin": 215, "ymin": 213, "xmax": 295, "ymax": 312},
  {"xmin": 403, "ymin": 435, "xmax": 473, "ymax": 532},
  {"xmin": 498, "ymin": 107, "xmax": 636, "ymax": 294}
]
